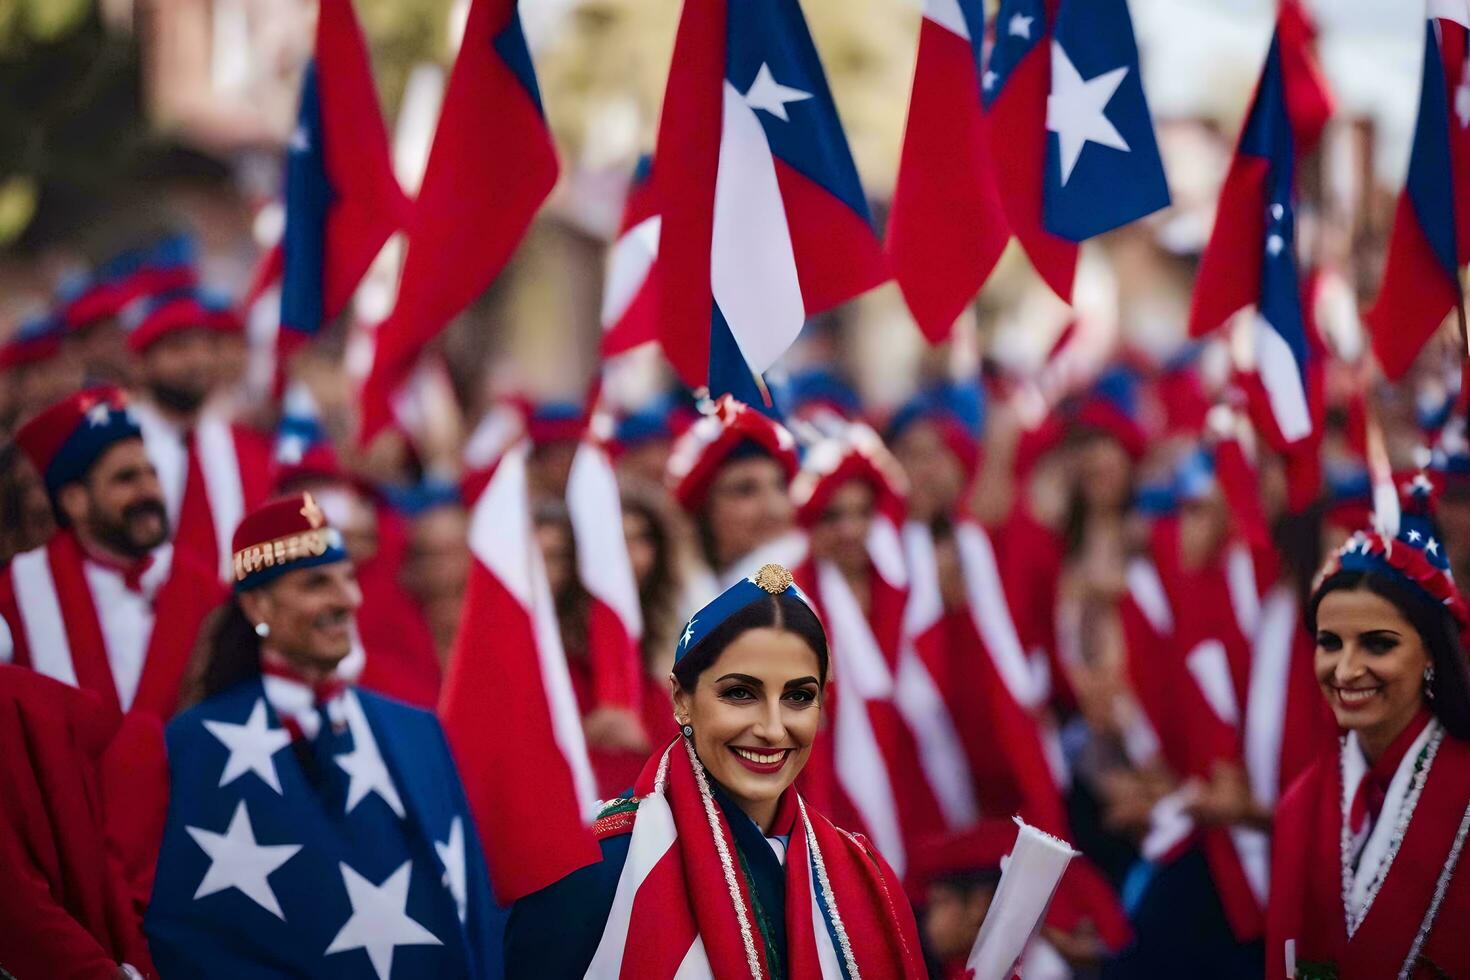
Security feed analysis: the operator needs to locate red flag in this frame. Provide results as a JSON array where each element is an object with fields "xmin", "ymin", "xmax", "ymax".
[
  {"xmin": 600, "ymin": 157, "xmax": 661, "ymax": 359},
  {"xmin": 360, "ymin": 0, "xmax": 557, "ymax": 442},
  {"xmin": 887, "ymin": 6, "xmax": 1009, "ymax": 342},
  {"xmin": 440, "ymin": 442, "xmax": 601, "ymax": 903}
]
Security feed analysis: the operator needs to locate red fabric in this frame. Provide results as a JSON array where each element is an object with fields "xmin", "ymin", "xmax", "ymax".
[
  {"xmin": 441, "ymin": 558, "xmax": 601, "ymax": 903},
  {"xmin": 355, "ymin": 508, "xmax": 441, "ymax": 709},
  {"xmin": 360, "ymin": 0, "xmax": 557, "ymax": 442},
  {"xmin": 1349, "ymin": 710, "xmax": 1431, "ymax": 837},
  {"xmin": 0, "ymin": 666, "xmax": 166, "ymax": 978},
  {"xmin": 1277, "ymin": 0, "xmax": 1333, "ymax": 157},
  {"xmin": 887, "ymin": 17, "xmax": 1008, "ymax": 342},
  {"xmin": 14, "ymin": 387, "xmax": 130, "ymax": 478},
  {"xmin": 772, "ymin": 160, "xmax": 887, "ymax": 317},
  {"xmin": 616, "ymin": 741, "xmax": 927, "ymax": 979},
  {"xmin": 992, "ymin": 507, "xmax": 1076, "ymax": 714},
  {"xmin": 174, "ymin": 432, "xmax": 221, "ymax": 579},
  {"xmin": 1366, "ymin": 192, "xmax": 1461, "ymax": 380},
  {"xmin": 1267, "ymin": 733, "xmax": 1470, "ymax": 980},
  {"xmin": 124, "ymin": 296, "xmax": 212, "ymax": 353},
  {"xmin": 668, "ymin": 396, "xmax": 800, "ymax": 512},
  {"xmin": 1190, "ymin": 155, "xmax": 1271, "ymax": 338},
  {"xmin": 987, "ymin": 19, "xmax": 1076, "ymax": 303},
  {"xmin": 1276, "ymin": 618, "xmax": 1338, "ymax": 799}
]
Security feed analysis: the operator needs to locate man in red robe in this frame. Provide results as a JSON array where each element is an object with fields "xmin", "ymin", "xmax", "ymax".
[
  {"xmin": 1, "ymin": 387, "xmax": 223, "ymax": 719},
  {"xmin": 122, "ymin": 288, "xmax": 272, "ymax": 584}
]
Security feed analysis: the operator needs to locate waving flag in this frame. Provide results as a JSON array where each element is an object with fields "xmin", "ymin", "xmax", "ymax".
[
  {"xmin": 440, "ymin": 442, "xmax": 600, "ymax": 903},
  {"xmin": 887, "ymin": 0, "xmax": 1008, "ymax": 342},
  {"xmin": 1189, "ymin": 24, "xmax": 1319, "ymax": 445},
  {"xmin": 1366, "ymin": 3, "xmax": 1470, "ymax": 379},
  {"xmin": 985, "ymin": 0, "xmax": 1167, "ymax": 302},
  {"xmin": 566, "ymin": 425, "xmax": 645, "ymax": 714},
  {"xmin": 654, "ymin": 0, "xmax": 884, "ymax": 403},
  {"xmin": 278, "ymin": 0, "xmax": 408, "ymax": 363},
  {"xmin": 360, "ymin": 0, "xmax": 557, "ymax": 442},
  {"xmin": 600, "ymin": 156, "xmax": 661, "ymax": 358}
]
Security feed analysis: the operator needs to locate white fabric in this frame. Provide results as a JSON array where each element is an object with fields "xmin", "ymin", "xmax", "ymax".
[
  {"xmin": 134, "ymin": 402, "xmax": 188, "ymax": 527},
  {"xmin": 1429, "ymin": 0, "xmax": 1470, "ymax": 29},
  {"xmin": 711, "ymin": 81, "xmax": 806, "ymax": 375},
  {"xmin": 1253, "ymin": 315, "xmax": 1313, "ymax": 444},
  {"xmin": 601, "ymin": 215, "xmax": 661, "ymax": 329},
  {"xmin": 896, "ymin": 521, "xmax": 980, "ymax": 828},
  {"xmin": 468, "ymin": 442, "xmax": 599, "ymax": 820},
  {"xmin": 1224, "ymin": 543, "xmax": 1262, "ymax": 639},
  {"xmin": 1185, "ymin": 639, "xmax": 1241, "ymax": 727},
  {"xmin": 9, "ymin": 546, "xmax": 79, "ymax": 688},
  {"xmin": 568, "ymin": 440, "xmax": 644, "ymax": 635},
  {"xmin": 967, "ymin": 819, "xmax": 1077, "ymax": 980},
  {"xmin": 1230, "ymin": 825, "xmax": 1271, "ymax": 906},
  {"xmin": 1243, "ymin": 587, "xmax": 1296, "ymax": 809},
  {"xmin": 1343, "ymin": 720, "xmax": 1440, "ymax": 920},
  {"xmin": 0, "ymin": 616, "xmax": 11, "ymax": 664},
  {"xmin": 954, "ymin": 520, "xmax": 1043, "ymax": 710},
  {"xmin": 1125, "ymin": 558, "xmax": 1174, "ymax": 634},
  {"xmin": 817, "ymin": 560, "xmax": 906, "ymax": 874},
  {"xmin": 866, "ymin": 515, "xmax": 908, "ymax": 592},
  {"xmin": 260, "ymin": 671, "xmax": 348, "ymax": 742},
  {"xmin": 81, "ymin": 552, "xmax": 169, "ymax": 712},
  {"xmin": 924, "ymin": 0, "xmax": 971, "ymax": 38}
]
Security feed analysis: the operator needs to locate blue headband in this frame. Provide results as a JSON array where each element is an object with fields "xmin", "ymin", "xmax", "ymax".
[
  {"xmin": 675, "ymin": 563, "xmax": 812, "ymax": 663},
  {"xmin": 234, "ymin": 527, "xmax": 349, "ymax": 593},
  {"xmin": 47, "ymin": 406, "xmax": 143, "ymax": 498}
]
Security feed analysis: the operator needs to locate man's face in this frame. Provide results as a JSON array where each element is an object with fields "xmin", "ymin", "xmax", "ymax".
[
  {"xmin": 65, "ymin": 439, "xmax": 168, "ymax": 557},
  {"xmin": 141, "ymin": 329, "xmax": 217, "ymax": 415},
  {"xmin": 243, "ymin": 561, "xmax": 363, "ymax": 669}
]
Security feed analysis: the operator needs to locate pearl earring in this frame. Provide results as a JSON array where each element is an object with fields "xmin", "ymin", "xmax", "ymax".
[{"xmin": 254, "ymin": 622, "xmax": 270, "ymax": 638}]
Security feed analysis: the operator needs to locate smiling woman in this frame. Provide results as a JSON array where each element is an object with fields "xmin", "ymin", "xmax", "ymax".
[
  {"xmin": 505, "ymin": 563, "xmax": 926, "ymax": 979},
  {"xmin": 1266, "ymin": 482, "xmax": 1470, "ymax": 980}
]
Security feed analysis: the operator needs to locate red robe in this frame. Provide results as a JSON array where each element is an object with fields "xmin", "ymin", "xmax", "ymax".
[
  {"xmin": 355, "ymin": 507, "xmax": 442, "ymax": 708},
  {"xmin": 1268, "ymin": 726, "xmax": 1470, "ymax": 980},
  {"xmin": 0, "ymin": 530, "xmax": 223, "ymax": 719},
  {"xmin": 0, "ymin": 665, "xmax": 168, "ymax": 977}
]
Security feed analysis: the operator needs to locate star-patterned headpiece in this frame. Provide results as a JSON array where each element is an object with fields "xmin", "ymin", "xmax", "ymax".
[
  {"xmin": 665, "ymin": 395, "xmax": 799, "ymax": 512},
  {"xmin": 1313, "ymin": 471, "xmax": 1469, "ymax": 636},
  {"xmin": 14, "ymin": 386, "xmax": 142, "ymax": 501},
  {"xmin": 674, "ymin": 562, "xmax": 814, "ymax": 664},
  {"xmin": 231, "ymin": 492, "xmax": 348, "ymax": 593}
]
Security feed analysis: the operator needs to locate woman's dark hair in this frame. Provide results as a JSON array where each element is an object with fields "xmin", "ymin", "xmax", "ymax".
[
  {"xmin": 1308, "ymin": 569, "xmax": 1470, "ymax": 740},
  {"xmin": 533, "ymin": 498, "xmax": 589, "ymax": 661},
  {"xmin": 200, "ymin": 598, "xmax": 264, "ymax": 700},
  {"xmin": 671, "ymin": 593, "xmax": 829, "ymax": 693},
  {"xmin": 620, "ymin": 482, "xmax": 680, "ymax": 668}
]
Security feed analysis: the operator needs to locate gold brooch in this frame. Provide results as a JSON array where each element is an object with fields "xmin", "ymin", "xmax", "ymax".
[{"xmin": 753, "ymin": 563, "xmax": 793, "ymax": 594}]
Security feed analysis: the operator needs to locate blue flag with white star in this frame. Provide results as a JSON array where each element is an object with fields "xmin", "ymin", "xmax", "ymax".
[
  {"xmin": 146, "ymin": 679, "xmax": 506, "ymax": 979},
  {"xmin": 1042, "ymin": 0, "xmax": 1169, "ymax": 241}
]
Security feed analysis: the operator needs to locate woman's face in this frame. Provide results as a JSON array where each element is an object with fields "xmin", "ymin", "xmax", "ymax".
[
  {"xmin": 1314, "ymin": 587, "xmax": 1430, "ymax": 745},
  {"xmin": 705, "ymin": 457, "xmax": 794, "ymax": 569},
  {"xmin": 671, "ymin": 626, "xmax": 822, "ymax": 827},
  {"xmin": 892, "ymin": 420, "xmax": 964, "ymax": 523},
  {"xmin": 1078, "ymin": 437, "xmax": 1133, "ymax": 513},
  {"xmin": 242, "ymin": 561, "xmax": 362, "ymax": 670},
  {"xmin": 810, "ymin": 479, "xmax": 875, "ymax": 578},
  {"xmin": 622, "ymin": 508, "xmax": 657, "ymax": 589}
]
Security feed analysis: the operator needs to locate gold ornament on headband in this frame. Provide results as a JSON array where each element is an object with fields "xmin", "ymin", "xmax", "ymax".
[
  {"xmin": 299, "ymin": 492, "xmax": 325, "ymax": 529},
  {"xmin": 754, "ymin": 563, "xmax": 794, "ymax": 594}
]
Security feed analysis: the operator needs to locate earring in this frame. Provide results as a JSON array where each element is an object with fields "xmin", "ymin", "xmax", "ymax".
[
  {"xmin": 254, "ymin": 622, "xmax": 270, "ymax": 638},
  {"xmin": 1425, "ymin": 664, "xmax": 1437, "ymax": 700},
  {"xmin": 680, "ymin": 722, "xmax": 694, "ymax": 739}
]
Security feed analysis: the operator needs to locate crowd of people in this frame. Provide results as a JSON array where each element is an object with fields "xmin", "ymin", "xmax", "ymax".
[{"xmin": 1, "ymin": 222, "xmax": 1469, "ymax": 979}]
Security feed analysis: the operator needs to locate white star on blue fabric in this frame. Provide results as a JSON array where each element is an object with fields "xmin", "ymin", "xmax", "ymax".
[
  {"xmin": 336, "ymin": 704, "xmax": 406, "ymax": 818},
  {"xmin": 325, "ymin": 861, "xmax": 442, "ymax": 980},
  {"xmin": 1008, "ymin": 12, "xmax": 1034, "ymax": 38},
  {"xmin": 276, "ymin": 433, "xmax": 307, "ymax": 465},
  {"xmin": 1266, "ymin": 234, "xmax": 1285, "ymax": 257},
  {"xmin": 187, "ymin": 800, "xmax": 301, "ymax": 919},
  {"xmin": 86, "ymin": 403, "xmax": 111, "ymax": 427},
  {"xmin": 680, "ymin": 617, "xmax": 697, "ymax": 651},
  {"xmin": 203, "ymin": 699, "xmax": 293, "ymax": 795},
  {"xmin": 1411, "ymin": 473, "xmax": 1436, "ymax": 494},
  {"xmin": 289, "ymin": 125, "xmax": 311, "ymax": 154},
  {"xmin": 435, "ymin": 817, "xmax": 468, "ymax": 925},
  {"xmin": 1046, "ymin": 42, "xmax": 1130, "ymax": 186},
  {"xmin": 1408, "ymin": 529, "xmax": 1423, "ymax": 543},
  {"xmin": 743, "ymin": 63, "xmax": 813, "ymax": 123},
  {"xmin": 1427, "ymin": 538, "xmax": 1440, "ymax": 556},
  {"xmin": 983, "ymin": 69, "xmax": 999, "ymax": 91}
]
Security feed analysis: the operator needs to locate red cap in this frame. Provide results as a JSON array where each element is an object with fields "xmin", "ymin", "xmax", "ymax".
[
  {"xmin": 231, "ymin": 492, "xmax": 348, "ymax": 591},
  {"xmin": 666, "ymin": 396, "xmax": 799, "ymax": 512},
  {"xmin": 792, "ymin": 424, "xmax": 907, "ymax": 528},
  {"xmin": 15, "ymin": 387, "xmax": 141, "ymax": 497},
  {"xmin": 122, "ymin": 292, "xmax": 213, "ymax": 353}
]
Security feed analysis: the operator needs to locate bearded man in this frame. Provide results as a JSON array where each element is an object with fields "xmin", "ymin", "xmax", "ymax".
[{"xmin": 0, "ymin": 387, "xmax": 223, "ymax": 719}]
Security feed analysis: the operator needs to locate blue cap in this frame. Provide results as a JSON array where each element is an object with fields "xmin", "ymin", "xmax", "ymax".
[{"xmin": 675, "ymin": 563, "xmax": 814, "ymax": 663}]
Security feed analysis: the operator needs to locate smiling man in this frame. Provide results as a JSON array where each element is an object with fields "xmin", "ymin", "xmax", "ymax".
[{"xmin": 0, "ymin": 386, "xmax": 222, "ymax": 718}]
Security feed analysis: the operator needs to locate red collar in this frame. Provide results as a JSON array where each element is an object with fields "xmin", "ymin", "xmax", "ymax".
[
  {"xmin": 1351, "ymin": 709, "xmax": 1433, "ymax": 834},
  {"xmin": 260, "ymin": 654, "xmax": 347, "ymax": 706},
  {"xmin": 80, "ymin": 543, "xmax": 155, "ymax": 594}
]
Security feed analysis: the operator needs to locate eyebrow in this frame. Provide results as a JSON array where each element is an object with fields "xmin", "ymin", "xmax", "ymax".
[{"xmin": 714, "ymin": 673, "xmax": 820, "ymax": 689}]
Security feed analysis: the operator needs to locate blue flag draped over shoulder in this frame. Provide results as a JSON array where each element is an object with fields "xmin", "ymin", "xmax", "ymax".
[{"xmin": 146, "ymin": 680, "xmax": 505, "ymax": 979}]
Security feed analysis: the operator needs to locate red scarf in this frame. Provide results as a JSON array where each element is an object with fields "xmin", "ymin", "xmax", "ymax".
[{"xmin": 589, "ymin": 739, "xmax": 925, "ymax": 979}]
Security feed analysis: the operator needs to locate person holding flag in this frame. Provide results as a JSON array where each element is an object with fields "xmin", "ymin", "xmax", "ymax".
[
  {"xmin": 146, "ymin": 493, "xmax": 505, "ymax": 978},
  {"xmin": 504, "ymin": 562, "xmax": 927, "ymax": 978}
]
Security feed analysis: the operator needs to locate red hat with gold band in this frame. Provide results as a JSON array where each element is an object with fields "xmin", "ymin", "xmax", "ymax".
[
  {"xmin": 231, "ymin": 492, "xmax": 349, "ymax": 592},
  {"xmin": 666, "ymin": 395, "xmax": 799, "ymax": 512},
  {"xmin": 791, "ymin": 422, "xmax": 907, "ymax": 528}
]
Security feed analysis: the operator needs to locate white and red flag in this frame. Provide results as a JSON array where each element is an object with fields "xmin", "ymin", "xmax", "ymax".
[{"xmin": 440, "ymin": 441, "xmax": 601, "ymax": 903}]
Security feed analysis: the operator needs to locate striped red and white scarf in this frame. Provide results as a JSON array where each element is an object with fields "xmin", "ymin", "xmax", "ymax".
[{"xmin": 585, "ymin": 738, "xmax": 925, "ymax": 979}]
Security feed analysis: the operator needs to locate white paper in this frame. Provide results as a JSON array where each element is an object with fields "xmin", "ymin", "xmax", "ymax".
[{"xmin": 966, "ymin": 817, "xmax": 1079, "ymax": 980}]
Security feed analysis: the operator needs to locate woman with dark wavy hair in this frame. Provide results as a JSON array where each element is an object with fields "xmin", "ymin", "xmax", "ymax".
[{"xmin": 1266, "ymin": 480, "xmax": 1470, "ymax": 980}]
